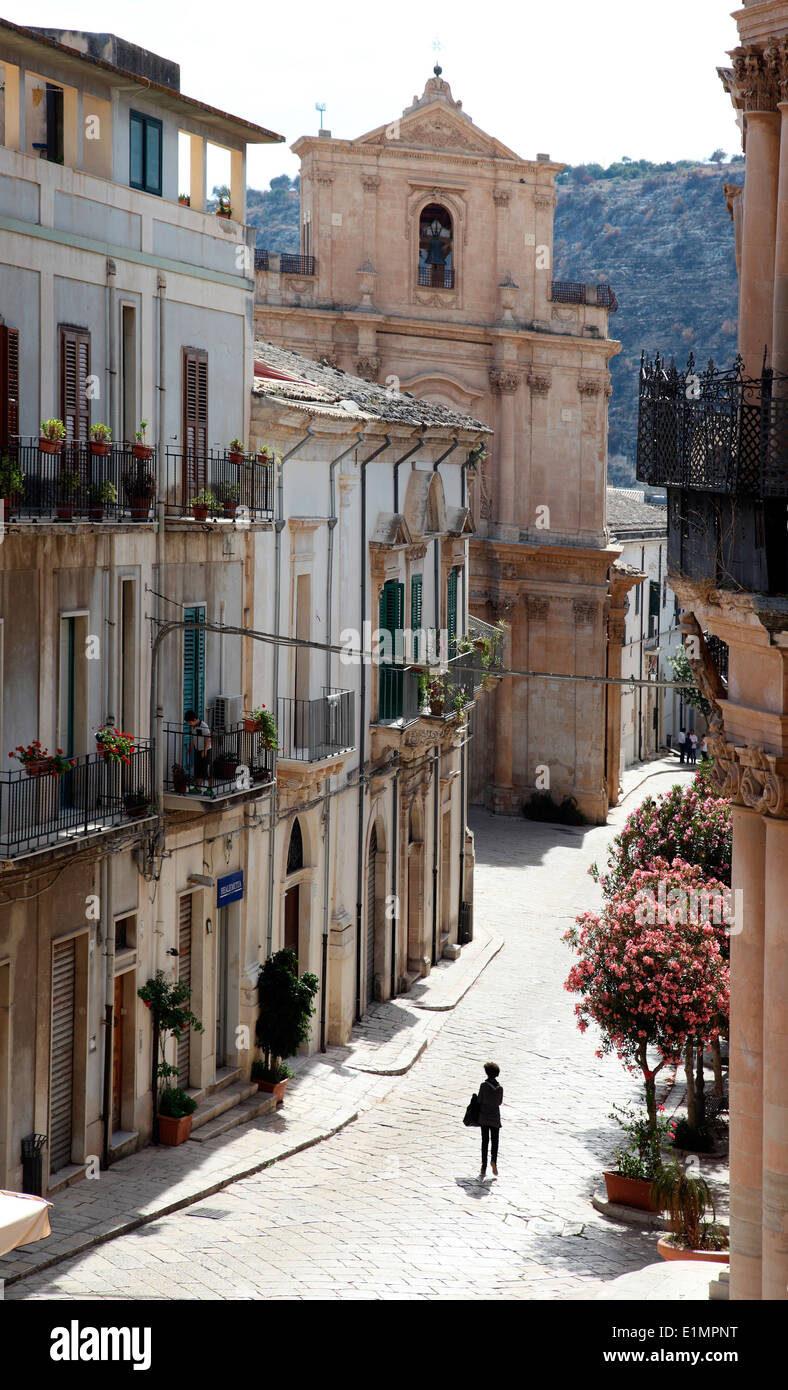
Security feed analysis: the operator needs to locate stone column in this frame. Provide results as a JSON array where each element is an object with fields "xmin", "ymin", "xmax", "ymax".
[
  {"xmin": 527, "ymin": 369, "xmax": 552, "ymax": 536},
  {"xmin": 732, "ymin": 48, "xmax": 779, "ymax": 375},
  {"xmin": 773, "ymin": 97, "xmax": 788, "ymax": 377},
  {"xmin": 729, "ymin": 805, "xmax": 766, "ymax": 1301},
  {"xmin": 490, "ymin": 597, "xmax": 515, "ymax": 815},
  {"xmin": 762, "ymin": 816, "xmax": 788, "ymax": 1299},
  {"xmin": 605, "ymin": 581, "xmax": 631, "ymax": 808},
  {"xmin": 489, "ymin": 369, "xmax": 521, "ymax": 543}
]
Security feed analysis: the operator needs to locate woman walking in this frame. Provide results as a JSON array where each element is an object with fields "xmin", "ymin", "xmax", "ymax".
[{"xmin": 478, "ymin": 1061, "xmax": 503, "ymax": 1179}]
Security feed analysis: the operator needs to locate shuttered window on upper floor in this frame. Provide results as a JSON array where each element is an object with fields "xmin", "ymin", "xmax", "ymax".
[
  {"xmin": 59, "ymin": 327, "xmax": 90, "ymax": 442},
  {"xmin": 0, "ymin": 324, "xmax": 19, "ymax": 449}
]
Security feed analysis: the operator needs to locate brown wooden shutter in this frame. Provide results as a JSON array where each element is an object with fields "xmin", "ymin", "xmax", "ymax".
[
  {"xmin": 59, "ymin": 326, "xmax": 90, "ymax": 442},
  {"xmin": 182, "ymin": 348, "xmax": 208, "ymax": 495},
  {"xmin": 0, "ymin": 325, "xmax": 19, "ymax": 448}
]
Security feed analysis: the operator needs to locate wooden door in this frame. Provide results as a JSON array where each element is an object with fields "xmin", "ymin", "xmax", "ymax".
[
  {"xmin": 366, "ymin": 827, "xmax": 377, "ymax": 1008},
  {"xmin": 182, "ymin": 348, "xmax": 208, "ymax": 498},
  {"xmin": 284, "ymin": 886, "xmax": 299, "ymax": 961},
  {"xmin": 177, "ymin": 896, "xmax": 192, "ymax": 1086},
  {"xmin": 112, "ymin": 974, "xmax": 123, "ymax": 1132},
  {"xmin": 50, "ymin": 938, "xmax": 76, "ymax": 1173},
  {"xmin": 59, "ymin": 326, "xmax": 91, "ymax": 442},
  {"xmin": 215, "ymin": 906, "xmax": 228, "ymax": 1069}
]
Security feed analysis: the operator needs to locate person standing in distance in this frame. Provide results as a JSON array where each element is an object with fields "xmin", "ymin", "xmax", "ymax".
[{"xmin": 478, "ymin": 1061, "xmax": 503, "ymax": 1180}]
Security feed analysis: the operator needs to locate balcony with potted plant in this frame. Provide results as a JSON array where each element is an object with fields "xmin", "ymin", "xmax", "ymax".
[
  {"xmin": 3, "ymin": 437, "xmax": 151, "ymax": 523},
  {"xmin": 163, "ymin": 718, "xmax": 275, "ymax": 807},
  {"xmin": 162, "ymin": 446, "xmax": 274, "ymax": 522},
  {"xmin": 1, "ymin": 737, "xmax": 153, "ymax": 859},
  {"xmin": 0, "ymin": 454, "xmax": 24, "ymax": 521}
]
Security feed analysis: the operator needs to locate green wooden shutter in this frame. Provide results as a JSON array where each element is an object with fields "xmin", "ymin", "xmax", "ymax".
[
  {"xmin": 183, "ymin": 604, "xmax": 206, "ymax": 718},
  {"xmin": 447, "ymin": 566, "xmax": 458, "ymax": 656},
  {"xmin": 411, "ymin": 574, "xmax": 423, "ymax": 661},
  {"xmin": 379, "ymin": 581, "xmax": 404, "ymax": 663}
]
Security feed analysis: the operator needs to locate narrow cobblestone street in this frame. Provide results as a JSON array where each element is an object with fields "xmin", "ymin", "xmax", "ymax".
[{"xmin": 11, "ymin": 768, "xmax": 698, "ymax": 1301}]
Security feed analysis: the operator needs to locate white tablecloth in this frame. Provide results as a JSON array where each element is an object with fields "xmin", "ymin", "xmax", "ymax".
[{"xmin": 0, "ymin": 1190, "xmax": 52, "ymax": 1255}]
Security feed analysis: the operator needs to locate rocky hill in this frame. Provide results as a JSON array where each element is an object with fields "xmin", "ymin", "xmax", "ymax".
[{"xmin": 245, "ymin": 161, "xmax": 743, "ymax": 484}]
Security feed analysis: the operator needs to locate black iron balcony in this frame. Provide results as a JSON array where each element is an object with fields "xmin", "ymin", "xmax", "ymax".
[
  {"xmin": 550, "ymin": 281, "xmax": 618, "ymax": 311},
  {"xmin": 637, "ymin": 353, "xmax": 788, "ymax": 593},
  {"xmin": 162, "ymin": 448, "xmax": 274, "ymax": 521},
  {"xmin": 417, "ymin": 265, "xmax": 455, "ymax": 289},
  {"xmin": 3, "ymin": 440, "xmax": 157, "ymax": 522},
  {"xmin": 254, "ymin": 249, "xmax": 316, "ymax": 275},
  {"xmin": 0, "ymin": 742, "xmax": 153, "ymax": 859},
  {"xmin": 277, "ymin": 689, "xmax": 355, "ymax": 761},
  {"xmin": 163, "ymin": 722, "xmax": 274, "ymax": 799},
  {"xmin": 467, "ymin": 614, "xmax": 505, "ymax": 674},
  {"xmin": 377, "ymin": 665, "xmax": 420, "ymax": 724}
]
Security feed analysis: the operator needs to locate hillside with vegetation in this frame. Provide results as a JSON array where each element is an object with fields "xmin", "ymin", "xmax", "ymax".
[{"xmin": 244, "ymin": 158, "xmax": 743, "ymax": 483}]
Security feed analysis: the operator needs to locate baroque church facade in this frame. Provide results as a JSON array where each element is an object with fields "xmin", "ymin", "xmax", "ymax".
[{"xmin": 255, "ymin": 68, "xmax": 635, "ymax": 822}]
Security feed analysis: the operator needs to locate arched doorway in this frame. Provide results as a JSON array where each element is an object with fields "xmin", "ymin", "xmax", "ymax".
[
  {"xmin": 418, "ymin": 203, "xmax": 454, "ymax": 289},
  {"xmin": 284, "ymin": 817, "xmax": 303, "ymax": 962}
]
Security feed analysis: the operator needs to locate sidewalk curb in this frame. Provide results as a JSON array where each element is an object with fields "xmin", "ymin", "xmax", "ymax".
[
  {"xmin": 413, "ymin": 931, "xmax": 504, "ymax": 1012},
  {"xmin": 2, "ymin": 1111, "xmax": 358, "ymax": 1289},
  {"xmin": 619, "ymin": 758, "xmax": 691, "ymax": 806}
]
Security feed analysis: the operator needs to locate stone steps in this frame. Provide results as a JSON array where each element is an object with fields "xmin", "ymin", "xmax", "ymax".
[
  {"xmin": 189, "ymin": 1089, "xmax": 278, "ymax": 1143},
  {"xmin": 189, "ymin": 1079, "xmax": 259, "ymax": 1133}
]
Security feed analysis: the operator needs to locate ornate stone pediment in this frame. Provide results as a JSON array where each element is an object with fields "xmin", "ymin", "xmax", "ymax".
[{"xmin": 705, "ymin": 735, "xmax": 788, "ymax": 818}]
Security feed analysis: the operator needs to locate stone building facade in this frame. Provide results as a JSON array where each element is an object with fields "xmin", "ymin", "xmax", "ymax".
[
  {"xmin": 637, "ymin": 0, "xmax": 788, "ymax": 1301},
  {"xmin": 254, "ymin": 68, "xmax": 630, "ymax": 822}
]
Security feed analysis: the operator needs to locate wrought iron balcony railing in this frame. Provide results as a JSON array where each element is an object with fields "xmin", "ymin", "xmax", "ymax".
[
  {"xmin": 637, "ymin": 353, "xmax": 788, "ymax": 497},
  {"xmin": 3, "ymin": 440, "xmax": 157, "ymax": 522},
  {"xmin": 468, "ymin": 614, "xmax": 505, "ymax": 672},
  {"xmin": 254, "ymin": 249, "xmax": 316, "ymax": 275},
  {"xmin": 377, "ymin": 665, "xmax": 420, "ymax": 725},
  {"xmin": 163, "ymin": 722, "xmax": 274, "ymax": 798},
  {"xmin": 417, "ymin": 265, "xmax": 455, "ymax": 289},
  {"xmin": 550, "ymin": 281, "xmax": 618, "ymax": 312},
  {"xmin": 162, "ymin": 448, "xmax": 274, "ymax": 521},
  {"xmin": 277, "ymin": 689, "xmax": 355, "ymax": 761},
  {"xmin": 0, "ymin": 742, "xmax": 153, "ymax": 859}
]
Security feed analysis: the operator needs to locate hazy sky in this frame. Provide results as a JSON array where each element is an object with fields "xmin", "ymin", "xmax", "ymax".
[{"xmin": 11, "ymin": 0, "xmax": 742, "ymax": 190}]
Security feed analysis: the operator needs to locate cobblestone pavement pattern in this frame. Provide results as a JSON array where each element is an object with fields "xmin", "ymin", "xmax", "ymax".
[{"xmin": 10, "ymin": 767, "xmax": 709, "ymax": 1300}]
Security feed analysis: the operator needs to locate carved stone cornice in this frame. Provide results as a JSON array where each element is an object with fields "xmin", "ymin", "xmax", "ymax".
[
  {"xmin": 315, "ymin": 170, "xmax": 336, "ymax": 184},
  {"xmin": 406, "ymin": 542, "xmax": 428, "ymax": 562},
  {"xmin": 731, "ymin": 47, "xmax": 778, "ymax": 113},
  {"xmin": 489, "ymin": 367, "xmax": 522, "ymax": 394},
  {"xmin": 490, "ymin": 595, "xmax": 516, "ymax": 620},
  {"xmin": 492, "ymin": 187, "xmax": 510, "ymax": 208},
  {"xmin": 527, "ymin": 368, "xmax": 552, "ymax": 396},
  {"xmin": 361, "ymin": 174, "xmax": 381, "ymax": 192},
  {"xmin": 526, "ymin": 595, "xmax": 549, "ymax": 621},
  {"xmin": 764, "ymin": 37, "xmax": 788, "ymax": 103},
  {"xmin": 578, "ymin": 375, "xmax": 604, "ymax": 396},
  {"xmin": 573, "ymin": 599, "xmax": 597, "ymax": 626},
  {"xmin": 355, "ymin": 355, "xmax": 380, "ymax": 381},
  {"xmin": 533, "ymin": 190, "xmax": 556, "ymax": 208},
  {"xmin": 705, "ymin": 735, "xmax": 788, "ymax": 818}
]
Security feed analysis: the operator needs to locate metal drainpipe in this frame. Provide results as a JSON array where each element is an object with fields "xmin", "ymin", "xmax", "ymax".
[
  {"xmin": 266, "ymin": 427, "xmax": 314, "ymax": 961},
  {"xmin": 432, "ymin": 740, "xmax": 440, "ymax": 966},
  {"xmin": 106, "ymin": 258, "xmax": 117, "ymax": 438},
  {"xmin": 355, "ymin": 435, "xmax": 390, "ymax": 1022},
  {"xmin": 393, "ymin": 436, "xmax": 423, "ymax": 513},
  {"xmin": 457, "ymin": 457, "xmax": 469, "ymax": 932},
  {"xmin": 320, "ymin": 433, "xmax": 364, "ymax": 1051},
  {"xmin": 154, "ymin": 277, "xmax": 167, "ymax": 805}
]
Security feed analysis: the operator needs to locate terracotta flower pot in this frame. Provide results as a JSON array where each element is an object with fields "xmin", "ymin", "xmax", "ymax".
[
  {"xmin": 657, "ymin": 1235, "xmax": 730, "ymax": 1264},
  {"xmin": 1, "ymin": 494, "xmax": 19, "ymax": 519},
  {"xmin": 132, "ymin": 444, "xmax": 154, "ymax": 461},
  {"xmin": 603, "ymin": 1171, "xmax": 660, "ymax": 1212},
  {"xmin": 228, "ymin": 450, "xmax": 244, "ymax": 464},
  {"xmin": 25, "ymin": 760, "xmax": 51, "ymax": 777},
  {"xmin": 90, "ymin": 506, "xmax": 104, "ymax": 521},
  {"xmin": 430, "ymin": 699, "xmax": 444, "ymax": 716},
  {"xmin": 157, "ymin": 1113, "xmax": 192, "ymax": 1146},
  {"xmin": 222, "ymin": 502, "xmax": 236, "ymax": 517},
  {"xmin": 192, "ymin": 504, "xmax": 208, "ymax": 522},
  {"xmin": 56, "ymin": 505, "xmax": 74, "ymax": 522},
  {"xmin": 90, "ymin": 441, "xmax": 111, "ymax": 457},
  {"xmin": 243, "ymin": 718, "xmax": 262, "ymax": 733},
  {"xmin": 254, "ymin": 1077, "xmax": 288, "ymax": 1105},
  {"xmin": 130, "ymin": 496, "xmax": 153, "ymax": 521},
  {"xmin": 214, "ymin": 758, "xmax": 238, "ymax": 779},
  {"xmin": 39, "ymin": 437, "xmax": 62, "ymax": 455}
]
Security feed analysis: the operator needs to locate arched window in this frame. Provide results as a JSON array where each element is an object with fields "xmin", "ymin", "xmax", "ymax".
[
  {"xmin": 418, "ymin": 203, "xmax": 454, "ymax": 289},
  {"xmin": 286, "ymin": 817, "xmax": 304, "ymax": 874}
]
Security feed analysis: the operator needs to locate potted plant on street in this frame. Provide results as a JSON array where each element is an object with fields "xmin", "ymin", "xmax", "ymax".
[
  {"xmin": 228, "ymin": 438, "xmax": 245, "ymax": 465},
  {"xmin": 123, "ymin": 458, "xmax": 156, "ymax": 520},
  {"xmin": 132, "ymin": 421, "xmax": 153, "ymax": 461},
  {"xmin": 603, "ymin": 1102, "xmax": 673, "ymax": 1211},
  {"xmin": 0, "ymin": 454, "xmax": 24, "ymax": 518},
  {"xmin": 651, "ymin": 1161, "xmax": 730, "ymax": 1263},
  {"xmin": 87, "ymin": 479, "xmax": 117, "ymax": 521},
  {"xmin": 216, "ymin": 479, "xmax": 240, "ymax": 517},
  {"xmin": 56, "ymin": 465, "xmax": 80, "ymax": 521},
  {"xmin": 89, "ymin": 422, "xmax": 112, "ymax": 456},
  {"xmin": 39, "ymin": 417, "xmax": 66, "ymax": 454},
  {"xmin": 190, "ymin": 488, "xmax": 217, "ymax": 522},
  {"xmin": 138, "ymin": 970, "xmax": 204, "ymax": 1145},
  {"xmin": 254, "ymin": 948, "xmax": 319, "ymax": 1103}
]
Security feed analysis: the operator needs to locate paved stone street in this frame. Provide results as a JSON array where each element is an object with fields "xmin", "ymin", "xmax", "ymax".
[{"xmin": 10, "ymin": 764, "xmax": 707, "ymax": 1301}]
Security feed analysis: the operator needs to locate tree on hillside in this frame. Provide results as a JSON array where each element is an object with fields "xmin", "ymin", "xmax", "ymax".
[{"xmin": 710, "ymin": 148, "xmax": 726, "ymax": 167}]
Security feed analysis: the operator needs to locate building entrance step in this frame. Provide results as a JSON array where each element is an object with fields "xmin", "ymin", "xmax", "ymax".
[
  {"xmin": 189, "ymin": 1079, "xmax": 259, "ymax": 1134},
  {"xmin": 189, "ymin": 1089, "xmax": 278, "ymax": 1143}
]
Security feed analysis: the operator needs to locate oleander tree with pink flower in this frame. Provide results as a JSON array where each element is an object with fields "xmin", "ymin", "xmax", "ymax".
[{"xmin": 564, "ymin": 859, "xmax": 730, "ymax": 1133}]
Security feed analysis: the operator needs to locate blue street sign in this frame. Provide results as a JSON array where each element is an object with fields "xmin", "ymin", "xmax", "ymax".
[{"xmin": 217, "ymin": 870, "xmax": 244, "ymax": 907}]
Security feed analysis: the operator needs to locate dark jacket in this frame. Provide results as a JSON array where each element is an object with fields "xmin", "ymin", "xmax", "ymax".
[{"xmin": 477, "ymin": 1078, "xmax": 503, "ymax": 1128}]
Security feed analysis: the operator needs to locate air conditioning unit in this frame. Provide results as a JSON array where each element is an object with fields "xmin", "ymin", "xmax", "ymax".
[{"xmin": 212, "ymin": 695, "xmax": 243, "ymax": 731}]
